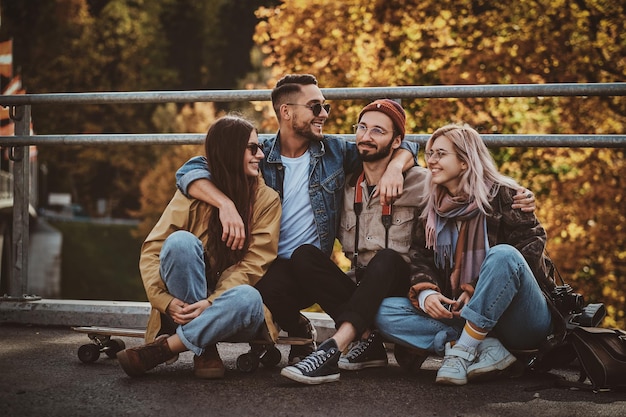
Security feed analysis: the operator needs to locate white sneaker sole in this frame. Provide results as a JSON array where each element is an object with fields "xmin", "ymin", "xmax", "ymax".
[
  {"xmin": 467, "ymin": 353, "xmax": 517, "ymax": 380},
  {"xmin": 280, "ymin": 367, "xmax": 340, "ymax": 385},
  {"xmin": 338, "ymin": 359, "xmax": 388, "ymax": 371},
  {"xmin": 435, "ymin": 374, "xmax": 467, "ymax": 385}
]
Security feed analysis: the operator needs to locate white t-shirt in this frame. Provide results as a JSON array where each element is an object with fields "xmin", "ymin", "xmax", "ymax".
[{"xmin": 278, "ymin": 152, "xmax": 320, "ymax": 258}]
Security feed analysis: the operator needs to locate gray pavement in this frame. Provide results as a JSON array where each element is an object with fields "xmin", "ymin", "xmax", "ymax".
[{"xmin": 1, "ymin": 324, "xmax": 625, "ymax": 417}]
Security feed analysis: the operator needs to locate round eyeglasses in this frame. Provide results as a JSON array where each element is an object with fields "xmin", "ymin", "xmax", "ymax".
[
  {"xmin": 353, "ymin": 123, "xmax": 391, "ymax": 140},
  {"xmin": 424, "ymin": 149, "xmax": 457, "ymax": 162}
]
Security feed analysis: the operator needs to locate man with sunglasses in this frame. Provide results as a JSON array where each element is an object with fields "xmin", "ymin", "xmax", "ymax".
[{"xmin": 175, "ymin": 74, "xmax": 418, "ymax": 365}]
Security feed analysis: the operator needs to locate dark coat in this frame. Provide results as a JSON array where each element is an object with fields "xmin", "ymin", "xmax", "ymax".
[{"xmin": 408, "ymin": 185, "xmax": 555, "ymax": 300}]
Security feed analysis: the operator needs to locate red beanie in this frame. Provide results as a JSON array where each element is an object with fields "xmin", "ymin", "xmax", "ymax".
[{"xmin": 358, "ymin": 99, "xmax": 406, "ymax": 139}]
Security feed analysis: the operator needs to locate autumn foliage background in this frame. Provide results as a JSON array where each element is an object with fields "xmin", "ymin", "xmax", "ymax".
[{"xmin": 1, "ymin": 0, "xmax": 624, "ymax": 327}]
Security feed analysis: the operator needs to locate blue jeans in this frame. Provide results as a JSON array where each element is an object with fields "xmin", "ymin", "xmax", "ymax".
[
  {"xmin": 160, "ymin": 230, "xmax": 265, "ymax": 356},
  {"xmin": 375, "ymin": 244, "xmax": 553, "ymax": 355}
]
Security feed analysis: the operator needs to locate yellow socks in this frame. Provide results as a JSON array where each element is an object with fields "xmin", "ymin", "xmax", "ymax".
[{"xmin": 456, "ymin": 322, "xmax": 488, "ymax": 350}]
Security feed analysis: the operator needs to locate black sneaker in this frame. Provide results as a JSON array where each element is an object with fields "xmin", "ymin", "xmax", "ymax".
[
  {"xmin": 280, "ymin": 339, "xmax": 340, "ymax": 385},
  {"xmin": 338, "ymin": 331, "xmax": 388, "ymax": 370},
  {"xmin": 287, "ymin": 313, "xmax": 317, "ymax": 366}
]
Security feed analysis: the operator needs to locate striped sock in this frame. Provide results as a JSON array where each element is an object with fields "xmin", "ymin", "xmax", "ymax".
[{"xmin": 456, "ymin": 322, "xmax": 488, "ymax": 350}]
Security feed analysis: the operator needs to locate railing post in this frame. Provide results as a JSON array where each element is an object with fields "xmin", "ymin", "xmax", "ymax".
[{"xmin": 8, "ymin": 105, "xmax": 31, "ymax": 299}]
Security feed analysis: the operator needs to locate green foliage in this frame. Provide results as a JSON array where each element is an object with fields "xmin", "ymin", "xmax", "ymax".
[{"xmin": 51, "ymin": 220, "xmax": 146, "ymax": 301}]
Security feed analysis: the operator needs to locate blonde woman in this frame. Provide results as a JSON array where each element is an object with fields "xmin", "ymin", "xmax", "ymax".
[{"xmin": 376, "ymin": 123, "xmax": 553, "ymax": 385}]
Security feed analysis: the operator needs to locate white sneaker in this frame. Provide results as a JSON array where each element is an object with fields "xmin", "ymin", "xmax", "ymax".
[
  {"xmin": 467, "ymin": 337, "xmax": 517, "ymax": 381},
  {"xmin": 435, "ymin": 342, "xmax": 476, "ymax": 385}
]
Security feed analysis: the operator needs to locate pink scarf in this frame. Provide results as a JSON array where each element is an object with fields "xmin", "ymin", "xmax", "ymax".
[{"xmin": 425, "ymin": 188, "xmax": 487, "ymax": 295}]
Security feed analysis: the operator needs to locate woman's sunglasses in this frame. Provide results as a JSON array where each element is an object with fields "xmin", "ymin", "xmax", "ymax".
[{"xmin": 246, "ymin": 143, "xmax": 261, "ymax": 154}]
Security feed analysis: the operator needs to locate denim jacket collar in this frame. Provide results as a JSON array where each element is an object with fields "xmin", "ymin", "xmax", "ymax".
[{"xmin": 265, "ymin": 131, "xmax": 326, "ymax": 164}]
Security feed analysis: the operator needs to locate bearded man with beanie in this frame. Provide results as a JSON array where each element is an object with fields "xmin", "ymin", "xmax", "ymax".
[{"xmin": 281, "ymin": 99, "xmax": 431, "ymax": 385}]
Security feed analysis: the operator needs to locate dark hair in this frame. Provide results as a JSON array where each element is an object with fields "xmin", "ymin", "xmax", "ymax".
[
  {"xmin": 270, "ymin": 74, "xmax": 318, "ymax": 117},
  {"xmin": 204, "ymin": 114, "xmax": 258, "ymax": 278}
]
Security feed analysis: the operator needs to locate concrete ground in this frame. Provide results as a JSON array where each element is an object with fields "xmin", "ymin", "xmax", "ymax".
[{"xmin": 1, "ymin": 323, "xmax": 625, "ymax": 417}]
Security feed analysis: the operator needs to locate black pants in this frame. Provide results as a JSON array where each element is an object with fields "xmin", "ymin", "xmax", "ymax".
[
  {"xmin": 254, "ymin": 257, "xmax": 316, "ymax": 335},
  {"xmin": 258, "ymin": 244, "xmax": 410, "ymax": 338}
]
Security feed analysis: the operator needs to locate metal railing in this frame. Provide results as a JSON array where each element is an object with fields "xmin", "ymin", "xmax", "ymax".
[{"xmin": 1, "ymin": 82, "xmax": 626, "ymax": 301}]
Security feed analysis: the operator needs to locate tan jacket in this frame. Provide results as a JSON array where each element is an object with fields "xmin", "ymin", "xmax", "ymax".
[
  {"xmin": 338, "ymin": 166, "xmax": 429, "ymax": 269},
  {"xmin": 139, "ymin": 177, "xmax": 282, "ymax": 343}
]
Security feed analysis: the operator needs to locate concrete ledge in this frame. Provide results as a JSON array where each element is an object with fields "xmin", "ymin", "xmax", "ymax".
[
  {"xmin": 300, "ymin": 311, "xmax": 335, "ymax": 341},
  {"xmin": 0, "ymin": 299, "xmax": 151, "ymax": 328},
  {"xmin": 0, "ymin": 299, "xmax": 335, "ymax": 341}
]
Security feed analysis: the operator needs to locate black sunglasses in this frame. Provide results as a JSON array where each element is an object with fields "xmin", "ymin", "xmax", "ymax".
[
  {"xmin": 286, "ymin": 102, "xmax": 331, "ymax": 117},
  {"xmin": 246, "ymin": 143, "xmax": 261, "ymax": 154}
]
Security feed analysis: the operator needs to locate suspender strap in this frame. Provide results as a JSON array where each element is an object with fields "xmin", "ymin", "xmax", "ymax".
[
  {"xmin": 382, "ymin": 203, "xmax": 392, "ymax": 248},
  {"xmin": 353, "ymin": 172, "xmax": 365, "ymax": 269}
]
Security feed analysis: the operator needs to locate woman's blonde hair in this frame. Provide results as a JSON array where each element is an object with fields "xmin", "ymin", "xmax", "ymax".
[{"xmin": 421, "ymin": 123, "xmax": 519, "ymax": 217}]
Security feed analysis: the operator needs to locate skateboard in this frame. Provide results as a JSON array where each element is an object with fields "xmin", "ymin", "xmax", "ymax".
[
  {"xmin": 236, "ymin": 312, "xmax": 318, "ymax": 373},
  {"xmin": 74, "ymin": 313, "xmax": 317, "ymax": 372},
  {"xmin": 72, "ymin": 326, "xmax": 145, "ymax": 363},
  {"xmin": 236, "ymin": 335, "xmax": 315, "ymax": 373}
]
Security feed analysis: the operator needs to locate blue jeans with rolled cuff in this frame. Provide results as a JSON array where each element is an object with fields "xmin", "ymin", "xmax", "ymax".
[
  {"xmin": 159, "ymin": 230, "xmax": 265, "ymax": 356},
  {"xmin": 375, "ymin": 244, "xmax": 553, "ymax": 356}
]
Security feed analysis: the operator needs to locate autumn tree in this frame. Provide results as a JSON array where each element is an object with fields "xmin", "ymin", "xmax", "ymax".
[
  {"xmin": 0, "ymin": 0, "xmax": 277, "ymax": 216},
  {"xmin": 134, "ymin": 102, "xmax": 216, "ymax": 240},
  {"xmin": 254, "ymin": 0, "xmax": 626, "ymax": 326}
]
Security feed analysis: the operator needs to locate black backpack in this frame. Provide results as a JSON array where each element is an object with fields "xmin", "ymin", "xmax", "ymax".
[{"xmin": 528, "ymin": 262, "xmax": 626, "ymax": 392}]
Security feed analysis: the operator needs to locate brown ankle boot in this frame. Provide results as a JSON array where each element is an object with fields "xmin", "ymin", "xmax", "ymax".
[
  {"xmin": 117, "ymin": 335, "xmax": 176, "ymax": 377},
  {"xmin": 193, "ymin": 344, "xmax": 225, "ymax": 379}
]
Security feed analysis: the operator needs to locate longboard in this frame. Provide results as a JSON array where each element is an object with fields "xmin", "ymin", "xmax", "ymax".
[
  {"xmin": 72, "ymin": 326, "xmax": 145, "ymax": 363},
  {"xmin": 72, "ymin": 324, "xmax": 317, "ymax": 372}
]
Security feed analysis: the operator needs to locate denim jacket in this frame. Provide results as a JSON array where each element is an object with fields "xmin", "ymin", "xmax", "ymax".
[{"xmin": 176, "ymin": 131, "xmax": 418, "ymax": 256}]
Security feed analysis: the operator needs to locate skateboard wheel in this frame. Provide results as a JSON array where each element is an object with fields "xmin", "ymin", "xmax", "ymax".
[
  {"xmin": 260, "ymin": 346, "xmax": 281, "ymax": 368},
  {"xmin": 393, "ymin": 344, "xmax": 428, "ymax": 374},
  {"xmin": 236, "ymin": 352, "xmax": 260, "ymax": 373},
  {"xmin": 104, "ymin": 338, "xmax": 126, "ymax": 358},
  {"xmin": 78, "ymin": 343, "xmax": 101, "ymax": 363}
]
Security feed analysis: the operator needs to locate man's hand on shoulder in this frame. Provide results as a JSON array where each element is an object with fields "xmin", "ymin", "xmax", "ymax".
[
  {"xmin": 374, "ymin": 160, "xmax": 404, "ymax": 205},
  {"xmin": 512, "ymin": 188, "xmax": 536, "ymax": 213}
]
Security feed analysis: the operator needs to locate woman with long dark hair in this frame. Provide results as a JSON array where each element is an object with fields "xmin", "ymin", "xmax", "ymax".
[
  {"xmin": 117, "ymin": 114, "xmax": 281, "ymax": 379},
  {"xmin": 376, "ymin": 123, "xmax": 553, "ymax": 385}
]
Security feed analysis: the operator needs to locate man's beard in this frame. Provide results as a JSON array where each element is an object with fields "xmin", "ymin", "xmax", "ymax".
[
  {"xmin": 358, "ymin": 138, "xmax": 395, "ymax": 162},
  {"xmin": 292, "ymin": 116, "xmax": 323, "ymax": 142}
]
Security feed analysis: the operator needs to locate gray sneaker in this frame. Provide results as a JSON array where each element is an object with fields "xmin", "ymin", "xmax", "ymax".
[
  {"xmin": 467, "ymin": 337, "xmax": 517, "ymax": 381},
  {"xmin": 338, "ymin": 331, "xmax": 388, "ymax": 370},
  {"xmin": 281, "ymin": 339, "xmax": 341, "ymax": 385},
  {"xmin": 435, "ymin": 342, "xmax": 476, "ymax": 385}
]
